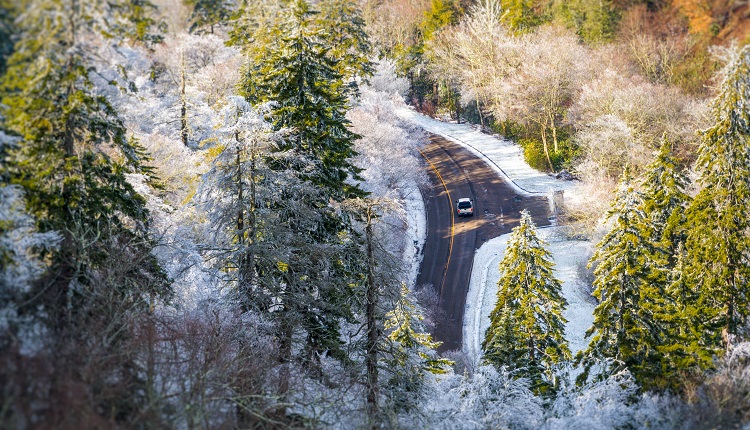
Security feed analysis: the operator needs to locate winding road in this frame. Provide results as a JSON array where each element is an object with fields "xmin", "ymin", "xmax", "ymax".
[{"xmin": 417, "ymin": 134, "xmax": 551, "ymax": 351}]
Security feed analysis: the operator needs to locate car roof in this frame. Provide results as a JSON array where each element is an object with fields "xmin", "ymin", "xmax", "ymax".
[{"xmin": 458, "ymin": 198, "xmax": 471, "ymax": 203}]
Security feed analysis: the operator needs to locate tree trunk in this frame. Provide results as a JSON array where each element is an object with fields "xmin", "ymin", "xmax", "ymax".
[
  {"xmin": 550, "ymin": 112, "xmax": 559, "ymax": 154},
  {"xmin": 541, "ymin": 127, "xmax": 554, "ymax": 172},
  {"xmin": 181, "ymin": 55, "xmax": 188, "ymax": 147},
  {"xmin": 365, "ymin": 209, "xmax": 379, "ymax": 428},
  {"xmin": 277, "ymin": 313, "xmax": 293, "ymax": 418}
]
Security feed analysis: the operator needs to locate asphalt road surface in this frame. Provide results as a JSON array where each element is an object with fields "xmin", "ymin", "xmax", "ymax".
[{"xmin": 416, "ymin": 134, "xmax": 551, "ymax": 352}]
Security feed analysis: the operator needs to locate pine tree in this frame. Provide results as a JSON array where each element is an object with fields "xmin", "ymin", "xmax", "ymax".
[
  {"xmin": 185, "ymin": 0, "xmax": 232, "ymax": 34},
  {"xmin": 576, "ymin": 168, "xmax": 666, "ymax": 385},
  {"xmin": 383, "ymin": 283, "xmax": 452, "ymax": 412},
  {"xmin": 683, "ymin": 45, "xmax": 750, "ymax": 357},
  {"xmin": 482, "ymin": 210, "xmax": 570, "ymax": 394},
  {"xmin": 1, "ymin": 0, "xmax": 170, "ymax": 324},
  {"xmin": 243, "ymin": 0, "xmax": 364, "ymax": 198},
  {"xmin": 317, "ymin": 0, "xmax": 374, "ymax": 93},
  {"xmin": 639, "ymin": 136, "xmax": 697, "ymax": 388}
]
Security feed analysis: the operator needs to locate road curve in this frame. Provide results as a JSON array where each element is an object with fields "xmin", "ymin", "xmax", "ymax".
[{"xmin": 417, "ymin": 134, "xmax": 550, "ymax": 351}]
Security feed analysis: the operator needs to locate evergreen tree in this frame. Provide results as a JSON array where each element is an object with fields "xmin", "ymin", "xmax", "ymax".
[
  {"xmin": 199, "ymin": 97, "xmax": 274, "ymax": 299},
  {"xmin": 383, "ymin": 283, "xmax": 452, "ymax": 412},
  {"xmin": 107, "ymin": 0, "xmax": 166, "ymax": 46},
  {"xmin": 641, "ymin": 136, "xmax": 691, "ymax": 262},
  {"xmin": 317, "ymin": 0, "xmax": 374, "ymax": 89},
  {"xmin": 638, "ymin": 138, "xmax": 694, "ymax": 389},
  {"xmin": 576, "ymin": 168, "xmax": 666, "ymax": 386},
  {"xmin": 683, "ymin": 45, "xmax": 750, "ymax": 357},
  {"xmin": 500, "ymin": 0, "xmax": 545, "ymax": 32},
  {"xmin": 420, "ymin": 0, "xmax": 462, "ymax": 41},
  {"xmin": 1, "ymin": 0, "xmax": 169, "ymax": 325},
  {"xmin": 553, "ymin": 0, "xmax": 618, "ymax": 44},
  {"xmin": 0, "ymin": 0, "xmax": 169, "ymax": 424},
  {"xmin": 243, "ymin": 0, "xmax": 364, "ymax": 199},
  {"xmin": 185, "ymin": 0, "xmax": 232, "ymax": 34},
  {"xmin": 482, "ymin": 210, "xmax": 570, "ymax": 394}
]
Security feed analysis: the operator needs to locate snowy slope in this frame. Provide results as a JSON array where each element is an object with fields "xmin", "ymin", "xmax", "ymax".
[{"xmin": 394, "ymin": 106, "xmax": 596, "ymax": 359}]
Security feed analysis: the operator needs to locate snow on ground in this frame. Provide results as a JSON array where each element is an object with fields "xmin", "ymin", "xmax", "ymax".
[
  {"xmin": 404, "ymin": 179, "xmax": 428, "ymax": 288},
  {"xmin": 394, "ymin": 106, "xmax": 596, "ymax": 360}
]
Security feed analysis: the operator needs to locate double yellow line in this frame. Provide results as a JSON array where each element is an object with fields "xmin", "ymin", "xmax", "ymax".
[{"xmin": 419, "ymin": 148, "xmax": 455, "ymax": 297}]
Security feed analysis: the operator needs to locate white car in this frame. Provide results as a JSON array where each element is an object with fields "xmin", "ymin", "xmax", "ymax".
[{"xmin": 456, "ymin": 198, "xmax": 474, "ymax": 217}]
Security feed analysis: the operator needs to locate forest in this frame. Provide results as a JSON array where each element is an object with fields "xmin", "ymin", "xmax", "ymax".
[{"xmin": 1, "ymin": 0, "xmax": 750, "ymax": 428}]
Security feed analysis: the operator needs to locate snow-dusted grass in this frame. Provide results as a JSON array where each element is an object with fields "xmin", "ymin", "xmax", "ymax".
[{"xmin": 393, "ymin": 106, "xmax": 595, "ymax": 359}]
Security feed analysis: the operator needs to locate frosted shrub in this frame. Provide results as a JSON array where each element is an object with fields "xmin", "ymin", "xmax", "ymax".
[{"xmin": 369, "ymin": 60, "xmax": 409, "ymax": 96}]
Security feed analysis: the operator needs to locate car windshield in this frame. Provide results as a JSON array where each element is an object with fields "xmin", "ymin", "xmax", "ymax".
[{"xmin": 458, "ymin": 201, "xmax": 472, "ymax": 209}]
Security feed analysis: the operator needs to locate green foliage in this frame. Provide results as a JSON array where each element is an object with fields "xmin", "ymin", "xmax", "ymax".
[
  {"xmin": 519, "ymin": 134, "xmax": 576, "ymax": 172},
  {"xmin": 317, "ymin": 0, "xmax": 374, "ymax": 89},
  {"xmin": 185, "ymin": 0, "xmax": 232, "ymax": 34},
  {"xmin": 637, "ymin": 138, "xmax": 699, "ymax": 390},
  {"xmin": 500, "ymin": 0, "xmax": 546, "ymax": 33},
  {"xmin": 483, "ymin": 210, "xmax": 570, "ymax": 395},
  {"xmin": 552, "ymin": 0, "xmax": 618, "ymax": 44},
  {"xmin": 107, "ymin": 0, "xmax": 166, "ymax": 46},
  {"xmin": 671, "ymin": 42, "xmax": 720, "ymax": 96},
  {"xmin": 237, "ymin": 0, "xmax": 364, "ymax": 199},
  {"xmin": 420, "ymin": 0, "xmax": 461, "ymax": 42},
  {"xmin": 576, "ymin": 168, "xmax": 667, "ymax": 386},
  {"xmin": 683, "ymin": 45, "xmax": 750, "ymax": 358},
  {"xmin": 384, "ymin": 284, "xmax": 453, "ymax": 410}
]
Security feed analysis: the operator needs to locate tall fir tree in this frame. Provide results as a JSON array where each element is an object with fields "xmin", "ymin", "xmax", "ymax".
[
  {"xmin": 0, "ymin": 0, "xmax": 169, "ymax": 424},
  {"xmin": 1, "ymin": 0, "xmax": 169, "ymax": 325},
  {"xmin": 640, "ymin": 136, "xmax": 698, "ymax": 389},
  {"xmin": 641, "ymin": 136, "xmax": 691, "ymax": 263},
  {"xmin": 482, "ymin": 210, "xmax": 570, "ymax": 394},
  {"xmin": 576, "ymin": 168, "xmax": 666, "ymax": 386},
  {"xmin": 239, "ymin": 0, "xmax": 364, "ymax": 199},
  {"xmin": 683, "ymin": 45, "xmax": 750, "ymax": 358},
  {"xmin": 317, "ymin": 0, "xmax": 375, "ymax": 93},
  {"xmin": 185, "ymin": 0, "xmax": 232, "ymax": 34}
]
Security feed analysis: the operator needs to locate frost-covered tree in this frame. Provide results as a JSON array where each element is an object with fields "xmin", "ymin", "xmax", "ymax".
[
  {"xmin": 425, "ymin": 0, "xmax": 518, "ymax": 129},
  {"xmin": 483, "ymin": 210, "xmax": 570, "ymax": 394},
  {"xmin": 198, "ymin": 97, "xmax": 274, "ymax": 300},
  {"xmin": 577, "ymin": 168, "xmax": 666, "ymax": 385},
  {"xmin": 383, "ymin": 284, "xmax": 452, "ymax": 414},
  {"xmin": 241, "ymin": 0, "xmax": 363, "ymax": 198},
  {"xmin": 683, "ymin": 44, "xmax": 750, "ymax": 358},
  {"xmin": 1, "ymin": 0, "xmax": 170, "ymax": 325}
]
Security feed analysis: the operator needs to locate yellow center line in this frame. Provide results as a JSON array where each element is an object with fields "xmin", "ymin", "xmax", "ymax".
[{"xmin": 419, "ymin": 148, "xmax": 454, "ymax": 298}]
